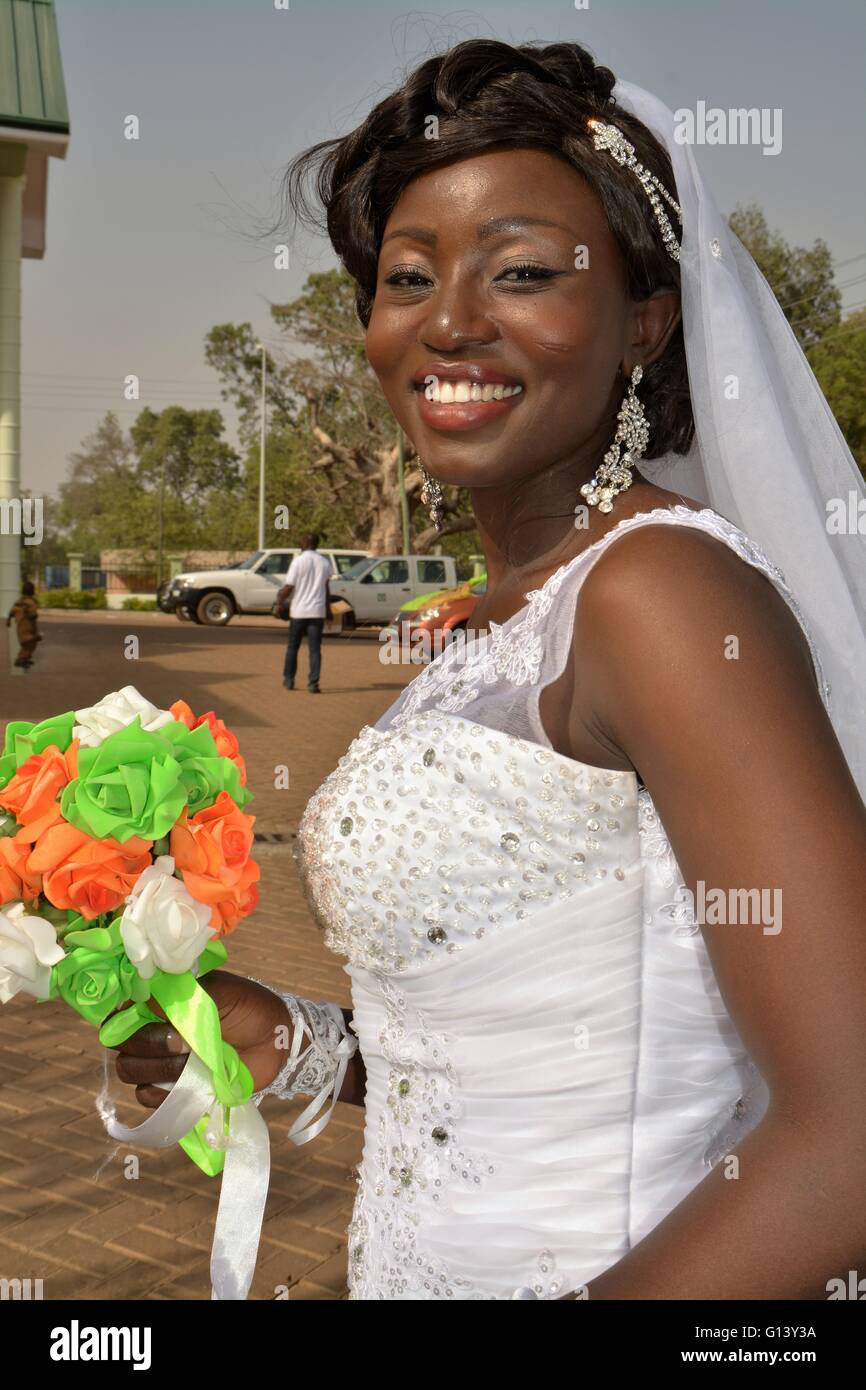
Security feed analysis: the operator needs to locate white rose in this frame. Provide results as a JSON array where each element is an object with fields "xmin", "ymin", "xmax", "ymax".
[
  {"xmin": 119, "ymin": 856, "xmax": 214, "ymax": 979},
  {"xmin": 73, "ymin": 684, "xmax": 176, "ymax": 748},
  {"xmin": 0, "ymin": 903, "xmax": 65, "ymax": 1004}
]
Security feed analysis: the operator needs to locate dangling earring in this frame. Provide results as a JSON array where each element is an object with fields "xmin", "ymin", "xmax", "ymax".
[
  {"xmin": 580, "ymin": 364, "xmax": 650, "ymax": 515},
  {"xmin": 418, "ymin": 460, "xmax": 445, "ymax": 532}
]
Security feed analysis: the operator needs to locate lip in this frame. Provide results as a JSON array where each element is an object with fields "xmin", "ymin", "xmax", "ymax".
[{"xmin": 410, "ymin": 362, "xmax": 526, "ymax": 432}]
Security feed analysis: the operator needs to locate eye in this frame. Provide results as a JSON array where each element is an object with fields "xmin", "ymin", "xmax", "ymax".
[
  {"xmin": 383, "ymin": 265, "xmax": 432, "ymax": 288},
  {"xmin": 495, "ymin": 261, "xmax": 560, "ymax": 284}
]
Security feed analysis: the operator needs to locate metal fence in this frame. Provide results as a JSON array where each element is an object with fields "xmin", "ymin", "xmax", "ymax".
[{"xmin": 42, "ymin": 566, "xmax": 159, "ymax": 593}]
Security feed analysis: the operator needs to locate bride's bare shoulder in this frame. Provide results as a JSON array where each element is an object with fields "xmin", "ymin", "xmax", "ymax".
[{"xmin": 574, "ymin": 498, "xmax": 817, "ymax": 697}]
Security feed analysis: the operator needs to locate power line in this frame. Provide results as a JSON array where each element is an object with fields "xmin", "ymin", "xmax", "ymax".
[
  {"xmin": 20, "ymin": 403, "xmax": 240, "ymax": 415},
  {"xmin": 805, "ymin": 321, "xmax": 866, "ymax": 351},
  {"xmin": 789, "ymin": 297, "xmax": 866, "ymax": 332},
  {"xmin": 777, "ymin": 273, "xmax": 866, "ymax": 312},
  {"xmin": 20, "ymin": 370, "xmax": 226, "ymax": 386},
  {"xmin": 831, "ymin": 251, "xmax": 866, "ymax": 270}
]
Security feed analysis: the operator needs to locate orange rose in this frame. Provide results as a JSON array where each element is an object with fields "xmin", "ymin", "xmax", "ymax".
[
  {"xmin": 0, "ymin": 834, "xmax": 42, "ymax": 906},
  {"xmin": 208, "ymin": 858, "xmax": 260, "ymax": 937},
  {"xmin": 170, "ymin": 790, "xmax": 259, "ymax": 933},
  {"xmin": 28, "ymin": 823, "xmax": 153, "ymax": 921},
  {"xmin": 171, "ymin": 846, "xmax": 259, "ymax": 936},
  {"xmin": 0, "ymin": 741, "xmax": 79, "ymax": 843},
  {"xmin": 169, "ymin": 701, "xmax": 247, "ymax": 787},
  {"xmin": 169, "ymin": 699, "xmax": 196, "ymax": 729},
  {"xmin": 171, "ymin": 790, "xmax": 255, "ymax": 875}
]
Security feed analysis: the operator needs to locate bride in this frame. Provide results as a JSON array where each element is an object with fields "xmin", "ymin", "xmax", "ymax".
[{"xmin": 110, "ymin": 39, "xmax": 866, "ymax": 1299}]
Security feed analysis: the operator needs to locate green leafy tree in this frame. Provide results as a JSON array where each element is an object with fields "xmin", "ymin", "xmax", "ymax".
[
  {"xmin": 54, "ymin": 407, "xmax": 243, "ymax": 575},
  {"xmin": 807, "ymin": 307, "xmax": 866, "ymax": 479},
  {"xmin": 55, "ymin": 412, "xmax": 142, "ymax": 560},
  {"xmin": 129, "ymin": 406, "xmax": 243, "ymax": 581},
  {"xmin": 728, "ymin": 204, "xmax": 841, "ymax": 349}
]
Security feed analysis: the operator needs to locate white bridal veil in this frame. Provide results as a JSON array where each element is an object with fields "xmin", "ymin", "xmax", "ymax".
[{"xmin": 614, "ymin": 81, "xmax": 866, "ymax": 804}]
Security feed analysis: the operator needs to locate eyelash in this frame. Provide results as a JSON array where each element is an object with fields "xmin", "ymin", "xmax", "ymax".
[{"xmin": 384, "ymin": 261, "xmax": 559, "ymax": 288}]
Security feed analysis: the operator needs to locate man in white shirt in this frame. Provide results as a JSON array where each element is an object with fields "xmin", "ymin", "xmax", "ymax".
[{"xmin": 282, "ymin": 533, "xmax": 333, "ymax": 692}]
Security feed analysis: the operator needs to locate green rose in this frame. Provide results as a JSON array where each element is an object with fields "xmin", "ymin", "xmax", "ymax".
[
  {"xmin": 60, "ymin": 715, "xmax": 189, "ymax": 843},
  {"xmin": 0, "ymin": 712, "xmax": 75, "ymax": 789},
  {"xmin": 159, "ymin": 720, "xmax": 251, "ymax": 813},
  {"xmin": 53, "ymin": 939, "xmax": 148, "ymax": 1026}
]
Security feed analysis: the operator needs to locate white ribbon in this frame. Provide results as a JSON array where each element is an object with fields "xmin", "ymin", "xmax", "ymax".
[
  {"xmin": 284, "ymin": 1032, "xmax": 357, "ymax": 1146},
  {"xmin": 96, "ymin": 1048, "xmax": 270, "ymax": 1300}
]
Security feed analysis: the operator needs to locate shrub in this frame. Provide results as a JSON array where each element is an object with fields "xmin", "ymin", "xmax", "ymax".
[{"xmin": 36, "ymin": 588, "xmax": 108, "ymax": 610}]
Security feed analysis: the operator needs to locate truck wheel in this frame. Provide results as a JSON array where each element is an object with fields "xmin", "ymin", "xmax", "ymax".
[
  {"xmin": 196, "ymin": 591, "xmax": 235, "ymax": 626},
  {"xmin": 342, "ymin": 607, "xmax": 357, "ymax": 632}
]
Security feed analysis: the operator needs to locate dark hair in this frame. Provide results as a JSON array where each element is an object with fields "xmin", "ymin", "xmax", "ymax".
[
  {"xmin": 282, "ymin": 39, "xmax": 693, "ymax": 459},
  {"xmin": 302, "ymin": 531, "xmax": 320, "ymax": 548},
  {"xmin": 22, "ymin": 580, "xmax": 35, "ymax": 596}
]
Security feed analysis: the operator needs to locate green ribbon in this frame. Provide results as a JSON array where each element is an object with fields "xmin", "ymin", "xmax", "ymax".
[{"xmin": 94, "ymin": 938, "xmax": 252, "ymax": 1176}]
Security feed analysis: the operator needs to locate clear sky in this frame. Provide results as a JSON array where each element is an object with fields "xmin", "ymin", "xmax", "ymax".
[{"xmin": 21, "ymin": 0, "xmax": 866, "ymax": 496}]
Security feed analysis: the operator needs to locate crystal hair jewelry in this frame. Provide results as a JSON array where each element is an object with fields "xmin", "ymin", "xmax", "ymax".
[
  {"xmin": 580, "ymin": 364, "xmax": 649, "ymax": 514},
  {"xmin": 418, "ymin": 459, "xmax": 445, "ymax": 532},
  {"xmin": 246, "ymin": 977, "xmax": 358, "ymax": 1146},
  {"xmin": 587, "ymin": 118, "xmax": 682, "ymax": 263}
]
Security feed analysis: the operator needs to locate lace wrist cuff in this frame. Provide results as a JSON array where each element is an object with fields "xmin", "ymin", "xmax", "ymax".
[{"xmin": 245, "ymin": 976, "xmax": 359, "ymax": 1146}]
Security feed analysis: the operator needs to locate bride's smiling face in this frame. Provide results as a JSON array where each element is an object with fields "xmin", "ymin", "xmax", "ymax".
[{"xmin": 365, "ymin": 146, "xmax": 649, "ymax": 490}]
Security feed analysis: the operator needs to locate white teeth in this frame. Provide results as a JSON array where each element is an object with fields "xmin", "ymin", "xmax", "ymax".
[{"xmin": 422, "ymin": 378, "xmax": 524, "ymax": 403}]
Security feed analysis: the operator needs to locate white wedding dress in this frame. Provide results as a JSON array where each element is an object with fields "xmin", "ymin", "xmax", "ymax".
[{"xmin": 293, "ymin": 504, "xmax": 830, "ymax": 1300}]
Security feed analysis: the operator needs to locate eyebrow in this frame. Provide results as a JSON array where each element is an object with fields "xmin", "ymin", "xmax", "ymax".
[{"xmin": 381, "ymin": 215, "xmax": 573, "ymax": 247}]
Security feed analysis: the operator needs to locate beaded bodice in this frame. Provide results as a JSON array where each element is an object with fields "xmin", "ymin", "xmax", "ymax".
[
  {"xmin": 293, "ymin": 505, "xmax": 827, "ymax": 1300},
  {"xmin": 298, "ymin": 709, "xmax": 636, "ymax": 976}
]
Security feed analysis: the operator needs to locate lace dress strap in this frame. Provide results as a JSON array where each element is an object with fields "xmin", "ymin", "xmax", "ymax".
[
  {"xmin": 375, "ymin": 505, "xmax": 830, "ymax": 751},
  {"xmin": 521, "ymin": 503, "xmax": 831, "ymax": 750}
]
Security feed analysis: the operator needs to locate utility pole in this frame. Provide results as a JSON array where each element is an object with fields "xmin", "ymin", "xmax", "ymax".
[
  {"xmin": 397, "ymin": 426, "xmax": 410, "ymax": 554},
  {"xmin": 257, "ymin": 343, "xmax": 267, "ymax": 550},
  {"xmin": 156, "ymin": 453, "xmax": 166, "ymax": 585}
]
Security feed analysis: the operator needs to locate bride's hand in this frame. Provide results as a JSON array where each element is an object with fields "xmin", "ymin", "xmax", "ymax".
[{"xmin": 106, "ymin": 970, "xmax": 291, "ymax": 1109}]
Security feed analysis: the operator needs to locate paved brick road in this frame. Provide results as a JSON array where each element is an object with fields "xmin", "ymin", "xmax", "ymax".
[{"xmin": 0, "ymin": 611, "xmax": 412, "ymax": 1300}]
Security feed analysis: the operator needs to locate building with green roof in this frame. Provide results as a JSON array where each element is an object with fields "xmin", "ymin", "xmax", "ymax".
[{"xmin": 0, "ymin": 0, "xmax": 69, "ymax": 670}]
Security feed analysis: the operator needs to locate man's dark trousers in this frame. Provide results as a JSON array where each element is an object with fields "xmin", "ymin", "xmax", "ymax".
[{"xmin": 284, "ymin": 617, "xmax": 324, "ymax": 688}]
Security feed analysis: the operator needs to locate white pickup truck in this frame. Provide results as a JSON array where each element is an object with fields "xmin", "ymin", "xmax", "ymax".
[
  {"xmin": 328, "ymin": 554, "xmax": 458, "ymax": 626},
  {"xmin": 163, "ymin": 547, "xmax": 370, "ymax": 625}
]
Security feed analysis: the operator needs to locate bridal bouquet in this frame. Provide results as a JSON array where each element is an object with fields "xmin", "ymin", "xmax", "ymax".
[{"xmin": 0, "ymin": 685, "xmax": 268, "ymax": 1297}]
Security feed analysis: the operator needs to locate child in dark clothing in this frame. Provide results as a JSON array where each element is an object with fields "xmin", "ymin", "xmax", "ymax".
[{"xmin": 6, "ymin": 580, "xmax": 42, "ymax": 668}]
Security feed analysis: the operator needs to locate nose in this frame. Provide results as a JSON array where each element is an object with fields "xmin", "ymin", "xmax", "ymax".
[{"xmin": 418, "ymin": 268, "xmax": 499, "ymax": 355}]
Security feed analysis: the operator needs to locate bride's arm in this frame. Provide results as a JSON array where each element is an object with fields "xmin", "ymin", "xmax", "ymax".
[{"xmin": 560, "ymin": 524, "xmax": 866, "ymax": 1300}]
